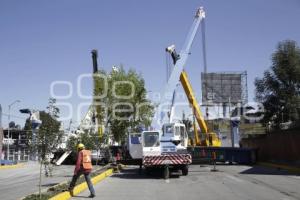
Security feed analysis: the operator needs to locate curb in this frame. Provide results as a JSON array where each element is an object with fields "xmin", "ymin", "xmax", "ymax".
[
  {"xmin": 257, "ymin": 162, "xmax": 300, "ymax": 174},
  {"xmin": 0, "ymin": 163, "xmax": 25, "ymax": 170},
  {"xmin": 49, "ymin": 168, "xmax": 114, "ymax": 200}
]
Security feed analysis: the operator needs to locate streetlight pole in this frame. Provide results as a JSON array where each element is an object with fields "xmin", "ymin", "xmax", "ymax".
[{"xmin": 7, "ymin": 100, "xmax": 20, "ymax": 161}]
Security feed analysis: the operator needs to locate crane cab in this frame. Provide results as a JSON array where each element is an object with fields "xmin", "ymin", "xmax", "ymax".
[
  {"xmin": 142, "ymin": 131, "xmax": 161, "ymax": 157},
  {"xmin": 160, "ymin": 123, "xmax": 188, "ymax": 153}
]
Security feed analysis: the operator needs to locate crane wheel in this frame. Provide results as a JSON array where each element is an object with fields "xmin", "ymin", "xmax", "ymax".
[
  {"xmin": 163, "ymin": 165, "xmax": 170, "ymax": 179},
  {"xmin": 182, "ymin": 165, "xmax": 189, "ymax": 176}
]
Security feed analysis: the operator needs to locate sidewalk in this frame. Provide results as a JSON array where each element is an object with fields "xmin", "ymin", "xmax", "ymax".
[{"xmin": 257, "ymin": 161, "xmax": 300, "ymax": 174}]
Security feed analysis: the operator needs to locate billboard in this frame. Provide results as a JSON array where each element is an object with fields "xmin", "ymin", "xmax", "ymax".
[{"xmin": 201, "ymin": 72, "xmax": 247, "ymax": 104}]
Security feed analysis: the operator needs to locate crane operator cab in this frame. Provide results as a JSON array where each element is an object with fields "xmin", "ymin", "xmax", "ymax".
[
  {"xmin": 142, "ymin": 131, "xmax": 161, "ymax": 157},
  {"xmin": 160, "ymin": 123, "xmax": 188, "ymax": 153}
]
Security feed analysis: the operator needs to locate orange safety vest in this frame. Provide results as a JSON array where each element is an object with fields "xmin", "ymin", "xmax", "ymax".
[{"xmin": 82, "ymin": 150, "xmax": 92, "ymax": 170}]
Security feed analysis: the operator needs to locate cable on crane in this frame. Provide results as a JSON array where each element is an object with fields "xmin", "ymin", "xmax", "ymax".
[
  {"xmin": 200, "ymin": 13, "xmax": 209, "ymax": 120},
  {"xmin": 201, "ymin": 17, "xmax": 207, "ymax": 74},
  {"xmin": 165, "ymin": 51, "xmax": 172, "ymax": 82}
]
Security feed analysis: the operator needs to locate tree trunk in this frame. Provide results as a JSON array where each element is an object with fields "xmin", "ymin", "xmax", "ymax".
[{"xmin": 39, "ymin": 160, "xmax": 42, "ymax": 199}]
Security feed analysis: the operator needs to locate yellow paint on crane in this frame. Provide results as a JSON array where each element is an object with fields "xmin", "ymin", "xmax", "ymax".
[
  {"xmin": 98, "ymin": 125, "xmax": 104, "ymax": 138},
  {"xmin": 180, "ymin": 70, "xmax": 208, "ymax": 133},
  {"xmin": 180, "ymin": 70, "xmax": 221, "ymax": 147}
]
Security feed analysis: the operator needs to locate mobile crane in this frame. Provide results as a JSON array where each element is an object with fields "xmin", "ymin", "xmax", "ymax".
[
  {"xmin": 165, "ymin": 49, "xmax": 221, "ymax": 147},
  {"xmin": 164, "ymin": 14, "xmax": 221, "ymax": 147},
  {"xmin": 128, "ymin": 7, "xmax": 256, "ymax": 168},
  {"xmin": 135, "ymin": 7, "xmax": 207, "ymax": 179}
]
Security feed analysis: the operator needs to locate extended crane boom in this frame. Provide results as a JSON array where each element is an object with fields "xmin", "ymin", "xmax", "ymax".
[
  {"xmin": 151, "ymin": 7, "xmax": 205, "ymax": 129},
  {"xmin": 161, "ymin": 7, "xmax": 221, "ymax": 147}
]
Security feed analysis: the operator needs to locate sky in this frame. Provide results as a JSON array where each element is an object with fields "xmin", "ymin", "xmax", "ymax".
[{"xmin": 1, "ymin": 0, "xmax": 300, "ymax": 129}]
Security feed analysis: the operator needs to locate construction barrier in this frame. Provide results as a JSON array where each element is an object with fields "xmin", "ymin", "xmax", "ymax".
[{"xmin": 187, "ymin": 146, "xmax": 256, "ymax": 164}]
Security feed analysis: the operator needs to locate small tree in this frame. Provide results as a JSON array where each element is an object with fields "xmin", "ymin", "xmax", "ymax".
[
  {"xmin": 23, "ymin": 98, "xmax": 62, "ymax": 199},
  {"xmin": 47, "ymin": 98, "xmax": 60, "ymax": 118},
  {"xmin": 38, "ymin": 111, "xmax": 62, "ymax": 160}
]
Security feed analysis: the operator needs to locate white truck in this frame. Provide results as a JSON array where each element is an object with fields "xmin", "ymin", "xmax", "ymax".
[
  {"xmin": 143, "ymin": 123, "xmax": 191, "ymax": 178},
  {"xmin": 128, "ymin": 124, "xmax": 191, "ymax": 179}
]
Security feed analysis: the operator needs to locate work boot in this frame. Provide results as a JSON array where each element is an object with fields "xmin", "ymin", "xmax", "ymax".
[
  {"xmin": 89, "ymin": 194, "xmax": 95, "ymax": 198},
  {"xmin": 68, "ymin": 188, "xmax": 74, "ymax": 197}
]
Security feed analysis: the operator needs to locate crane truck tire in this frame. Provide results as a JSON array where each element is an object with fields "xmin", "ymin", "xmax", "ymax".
[
  {"xmin": 182, "ymin": 165, "xmax": 189, "ymax": 176},
  {"xmin": 145, "ymin": 167, "xmax": 151, "ymax": 175},
  {"xmin": 163, "ymin": 165, "xmax": 170, "ymax": 179}
]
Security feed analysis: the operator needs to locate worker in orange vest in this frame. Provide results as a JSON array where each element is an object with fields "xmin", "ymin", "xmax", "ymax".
[{"xmin": 69, "ymin": 143, "xmax": 96, "ymax": 198}]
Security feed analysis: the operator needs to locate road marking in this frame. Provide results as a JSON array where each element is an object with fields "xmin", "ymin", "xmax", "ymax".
[
  {"xmin": 165, "ymin": 179, "xmax": 170, "ymax": 183},
  {"xmin": 225, "ymin": 175, "xmax": 244, "ymax": 183}
]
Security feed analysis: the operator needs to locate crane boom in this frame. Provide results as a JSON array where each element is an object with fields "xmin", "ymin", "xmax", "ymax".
[
  {"xmin": 151, "ymin": 7, "xmax": 205, "ymax": 129},
  {"xmin": 180, "ymin": 71, "xmax": 221, "ymax": 146},
  {"xmin": 180, "ymin": 71, "xmax": 208, "ymax": 133}
]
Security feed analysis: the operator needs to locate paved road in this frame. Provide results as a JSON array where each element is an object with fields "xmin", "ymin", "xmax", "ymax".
[
  {"xmin": 0, "ymin": 162, "xmax": 75, "ymax": 200},
  {"xmin": 73, "ymin": 165, "xmax": 300, "ymax": 200}
]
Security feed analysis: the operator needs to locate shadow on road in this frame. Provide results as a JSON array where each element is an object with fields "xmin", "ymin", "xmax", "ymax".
[
  {"xmin": 72, "ymin": 195, "xmax": 90, "ymax": 198},
  {"xmin": 111, "ymin": 167, "xmax": 181, "ymax": 179},
  {"xmin": 240, "ymin": 165, "xmax": 300, "ymax": 176}
]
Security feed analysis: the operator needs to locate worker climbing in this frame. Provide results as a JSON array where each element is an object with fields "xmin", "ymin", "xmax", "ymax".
[{"xmin": 69, "ymin": 143, "xmax": 96, "ymax": 198}]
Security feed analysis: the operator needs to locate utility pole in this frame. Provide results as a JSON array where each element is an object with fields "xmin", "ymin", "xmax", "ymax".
[
  {"xmin": 91, "ymin": 49, "xmax": 103, "ymax": 139},
  {"xmin": 91, "ymin": 49, "xmax": 98, "ymax": 73},
  {"xmin": 228, "ymin": 97, "xmax": 234, "ymax": 148}
]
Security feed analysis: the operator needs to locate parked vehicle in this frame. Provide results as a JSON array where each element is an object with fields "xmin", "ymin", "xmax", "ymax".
[{"xmin": 91, "ymin": 148, "xmax": 112, "ymax": 165}]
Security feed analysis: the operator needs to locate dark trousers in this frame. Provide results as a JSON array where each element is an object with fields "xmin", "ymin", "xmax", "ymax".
[{"xmin": 69, "ymin": 169, "xmax": 95, "ymax": 195}]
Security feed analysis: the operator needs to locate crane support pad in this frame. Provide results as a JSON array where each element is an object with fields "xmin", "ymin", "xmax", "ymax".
[{"xmin": 143, "ymin": 153, "xmax": 192, "ymax": 166}]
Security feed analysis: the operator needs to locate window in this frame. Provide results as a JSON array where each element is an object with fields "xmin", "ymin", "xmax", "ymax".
[
  {"xmin": 175, "ymin": 126, "xmax": 180, "ymax": 136},
  {"xmin": 163, "ymin": 125, "xmax": 173, "ymax": 136},
  {"xmin": 165, "ymin": 125, "xmax": 173, "ymax": 133},
  {"xmin": 143, "ymin": 132, "xmax": 160, "ymax": 147},
  {"xmin": 131, "ymin": 135, "xmax": 141, "ymax": 144},
  {"xmin": 180, "ymin": 126, "xmax": 185, "ymax": 138}
]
